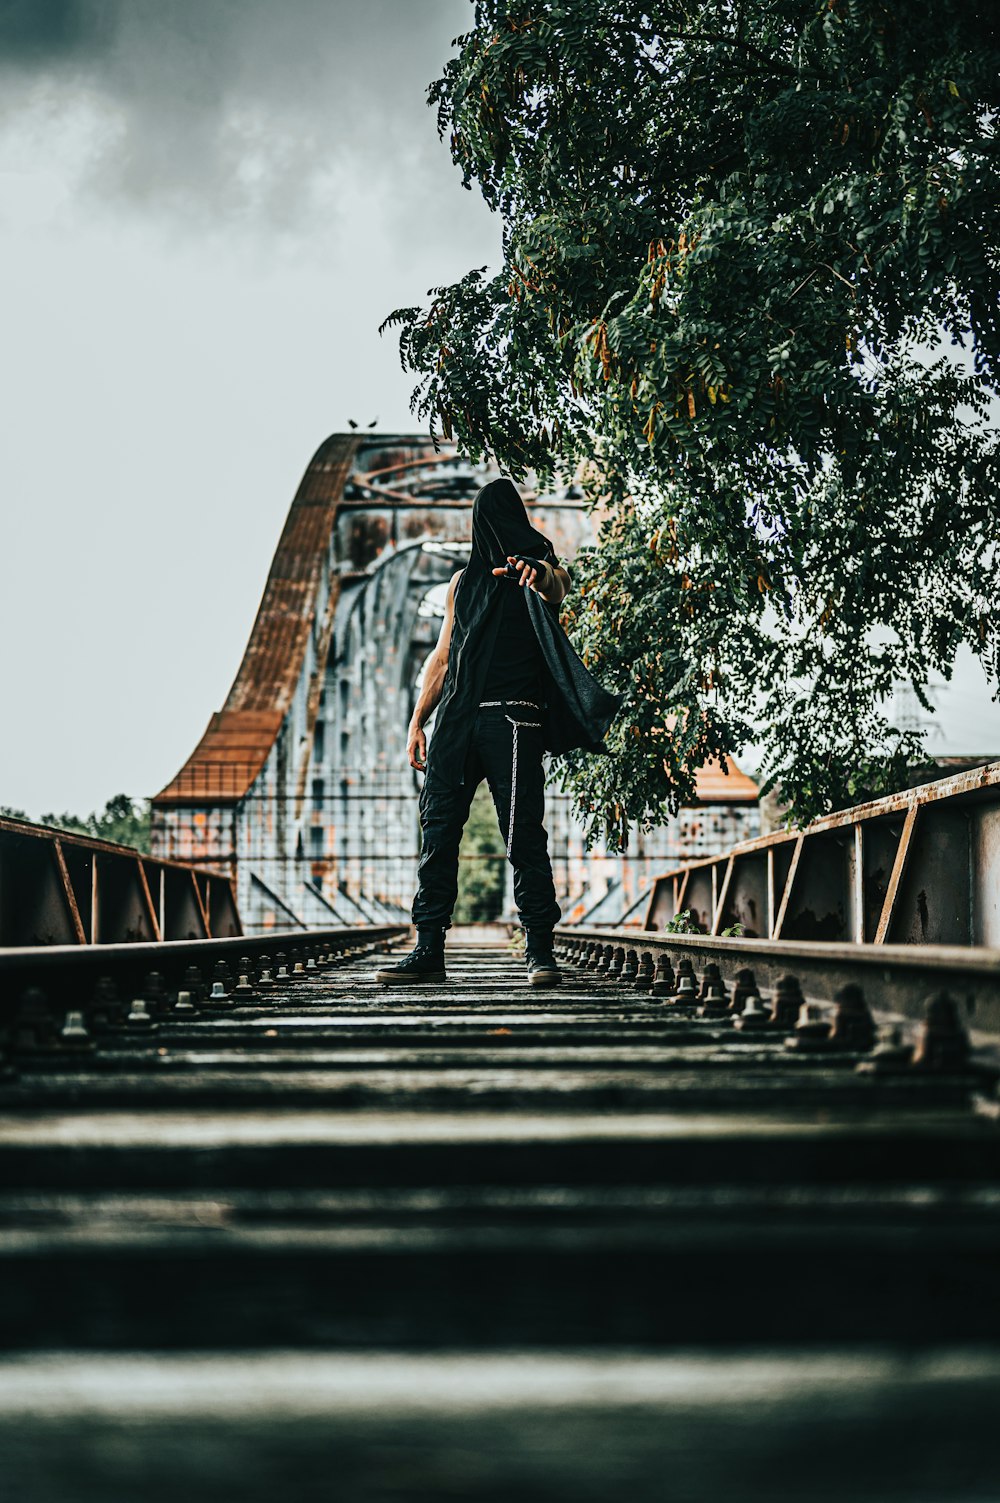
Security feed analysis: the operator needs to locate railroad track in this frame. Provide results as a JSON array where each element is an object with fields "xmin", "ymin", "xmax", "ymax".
[{"xmin": 1, "ymin": 929, "xmax": 999, "ymax": 1501}]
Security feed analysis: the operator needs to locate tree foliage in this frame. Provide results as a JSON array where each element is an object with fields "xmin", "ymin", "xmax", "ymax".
[
  {"xmin": 384, "ymin": 0, "xmax": 1000, "ymax": 843},
  {"xmin": 0, "ymin": 796, "xmax": 152, "ymax": 853},
  {"xmin": 453, "ymin": 783, "xmax": 508, "ymax": 922}
]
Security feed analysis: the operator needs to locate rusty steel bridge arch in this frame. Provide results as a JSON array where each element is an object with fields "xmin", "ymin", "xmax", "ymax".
[{"xmin": 151, "ymin": 433, "xmax": 759, "ymax": 933}]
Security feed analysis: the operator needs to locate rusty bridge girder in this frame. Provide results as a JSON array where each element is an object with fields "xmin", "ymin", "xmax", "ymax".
[
  {"xmin": 151, "ymin": 433, "xmax": 761, "ymax": 935},
  {"xmin": 643, "ymin": 760, "xmax": 1000, "ymax": 947},
  {"xmin": 0, "ymin": 817, "xmax": 240, "ymax": 950}
]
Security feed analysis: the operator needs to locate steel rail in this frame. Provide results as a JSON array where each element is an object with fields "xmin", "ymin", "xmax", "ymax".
[
  {"xmin": 556, "ymin": 925, "xmax": 1000, "ymax": 1038},
  {"xmin": 0, "ymin": 924, "xmax": 407, "ymax": 1013}
]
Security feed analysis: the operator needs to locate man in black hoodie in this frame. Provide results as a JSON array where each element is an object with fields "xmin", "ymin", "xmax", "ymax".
[{"xmin": 375, "ymin": 479, "xmax": 619, "ymax": 988}]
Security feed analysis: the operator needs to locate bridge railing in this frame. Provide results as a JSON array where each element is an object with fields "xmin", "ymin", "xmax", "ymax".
[
  {"xmin": 0, "ymin": 816, "xmax": 241, "ymax": 947},
  {"xmin": 639, "ymin": 760, "xmax": 1000, "ymax": 946}
]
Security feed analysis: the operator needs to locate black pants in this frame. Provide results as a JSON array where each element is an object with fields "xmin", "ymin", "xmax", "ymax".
[{"xmin": 412, "ymin": 704, "xmax": 561, "ymax": 933}]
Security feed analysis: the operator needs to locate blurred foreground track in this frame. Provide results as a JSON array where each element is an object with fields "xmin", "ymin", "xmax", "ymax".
[{"xmin": 1, "ymin": 935, "xmax": 999, "ymax": 1501}]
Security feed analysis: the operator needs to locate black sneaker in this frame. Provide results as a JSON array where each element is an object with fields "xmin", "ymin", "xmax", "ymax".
[
  {"xmin": 525, "ymin": 947, "xmax": 562, "ymax": 987},
  {"xmin": 374, "ymin": 944, "xmax": 446, "ymax": 985}
]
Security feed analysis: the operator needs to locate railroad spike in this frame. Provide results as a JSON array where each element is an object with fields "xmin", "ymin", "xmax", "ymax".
[
  {"xmin": 729, "ymin": 968, "xmax": 758, "ymax": 1015},
  {"xmin": 784, "ymin": 1000, "xmax": 832, "ymax": 1052},
  {"xmin": 697, "ymin": 977, "xmax": 729, "ymax": 1019},
  {"xmin": 771, "ymin": 974, "xmax": 804, "ymax": 1029},
  {"xmin": 621, "ymin": 948, "xmax": 638, "ymax": 981},
  {"xmin": 911, "ymin": 992, "xmax": 971, "ymax": 1073},
  {"xmin": 59, "ymin": 1010, "xmax": 92, "ymax": 1048},
  {"xmin": 126, "ymin": 997, "xmax": 155, "ymax": 1029},
  {"xmin": 828, "ymin": 983, "xmax": 875, "ymax": 1052},
  {"xmin": 635, "ymin": 952, "xmax": 655, "ymax": 990}
]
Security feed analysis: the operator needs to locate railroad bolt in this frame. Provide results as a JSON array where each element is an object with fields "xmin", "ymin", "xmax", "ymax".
[
  {"xmin": 14, "ymin": 988, "xmax": 57, "ymax": 1053},
  {"xmin": 609, "ymin": 946, "xmax": 626, "ymax": 978},
  {"xmin": 126, "ymin": 998, "xmax": 154, "ymax": 1029},
  {"xmin": 585, "ymin": 942, "xmax": 601, "ymax": 970},
  {"xmin": 256, "ymin": 956, "xmax": 275, "ymax": 992},
  {"xmin": 697, "ymin": 978, "xmax": 729, "ymax": 1018},
  {"xmin": 209, "ymin": 982, "xmax": 229, "ymax": 1003},
  {"xmin": 666, "ymin": 973, "xmax": 699, "ymax": 1008},
  {"xmin": 234, "ymin": 959, "xmax": 255, "ymax": 997},
  {"xmin": 785, "ymin": 1000, "xmax": 832, "ymax": 1052},
  {"xmin": 635, "ymin": 952, "xmax": 654, "ymax": 989},
  {"xmin": 596, "ymin": 945, "xmax": 612, "ymax": 973},
  {"xmin": 857, "ymin": 1023, "xmax": 914, "ymax": 1074},
  {"xmin": 732, "ymin": 991, "xmax": 770, "ymax": 1031},
  {"xmin": 276, "ymin": 953, "xmax": 291, "ymax": 983},
  {"xmin": 59, "ymin": 1011, "xmax": 92, "ymax": 1048},
  {"xmin": 828, "ymin": 984, "xmax": 875, "ymax": 1052},
  {"xmin": 292, "ymin": 951, "xmax": 306, "ymax": 977},
  {"xmin": 91, "ymin": 976, "xmax": 123, "ymax": 1029},
  {"xmin": 771, "ymin": 974, "xmax": 804, "ymax": 1028},
  {"xmin": 649, "ymin": 956, "xmax": 676, "ymax": 999},
  {"xmin": 144, "ymin": 972, "xmax": 169, "ymax": 1014},
  {"xmin": 911, "ymin": 993, "xmax": 970, "ymax": 1073},
  {"xmin": 698, "ymin": 962, "xmax": 722, "ymax": 1003},
  {"xmin": 730, "ymin": 968, "xmax": 758, "ymax": 1015},
  {"xmin": 621, "ymin": 949, "xmax": 638, "ymax": 981},
  {"xmin": 181, "ymin": 966, "xmax": 204, "ymax": 1003},
  {"xmin": 174, "ymin": 990, "xmax": 197, "ymax": 1015},
  {"xmin": 305, "ymin": 949, "xmax": 318, "ymax": 972}
]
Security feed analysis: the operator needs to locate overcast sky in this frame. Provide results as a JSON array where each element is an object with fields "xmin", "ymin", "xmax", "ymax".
[{"xmin": 1, "ymin": 0, "xmax": 997, "ymax": 818}]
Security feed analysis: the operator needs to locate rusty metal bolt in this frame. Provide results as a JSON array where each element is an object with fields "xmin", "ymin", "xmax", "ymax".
[
  {"xmin": 784, "ymin": 1000, "xmax": 832, "ymax": 1052},
  {"xmin": 621, "ymin": 948, "xmax": 638, "ymax": 981},
  {"xmin": 698, "ymin": 962, "xmax": 722, "ymax": 1002},
  {"xmin": 181, "ymin": 966, "xmax": 203, "ymax": 1004},
  {"xmin": 292, "ymin": 951, "xmax": 306, "ymax": 977},
  {"xmin": 91, "ymin": 975, "xmax": 122, "ymax": 1028},
  {"xmin": 126, "ymin": 997, "xmax": 154, "ymax": 1029},
  {"xmin": 144, "ymin": 971, "xmax": 169, "ymax": 1014},
  {"xmin": 650, "ymin": 955, "xmax": 677, "ymax": 998},
  {"xmin": 733, "ymin": 991, "xmax": 770, "ymax": 1031},
  {"xmin": 609, "ymin": 946, "xmax": 626, "ymax": 978},
  {"xmin": 911, "ymin": 992, "xmax": 970, "ymax": 1073},
  {"xmin": 305, "ymin": 948, "xmax": 318, "ymax": 972},
  {"xmin": 14, "ymin": 988, "xmax": 57, "ymax": 1052},
  {"xmin": 275, "ymin": 953, "xmax": 290, "ymax": 983},
  {"xmin": 235, "ymin": 959, "xmax": 255, "ymax": 997},
  {"xmin": 856, "ymin": 1023, "xmax": 914, "ymax": 1074},
  {"xmin": 60, "ymin": 1011, "xmax": 92, "ymax": 1048},
  {"xmin": 595, "ymin": 944, "xmax": 612, "ymax": 973},
  {"xmin": 635, "ymin": 952, "xmax": 655, "ymax": 989},
  {"xmin": 698, "ymin": 978, "xmax": 729, "ymax": 1018},
  {"xmin": 585, "ymin": 942, "xmax": 602, "ymax": 970},
  {"xmin": 828, "ymin": 983, "xmax": 875, "ymax": 1052},
  {"xmin": 771, "ymin": 974, "xmax": 804, "ymax": 1028},
  {"xmin": 174, "ymin": 990, "xmax": 197, "ymax": 1015},
  {"xmin": 729, "ymin": 968, "xmax": 758, "ymax": 1015},
  {"xmin": 256, "ymin": 955, "xmax": 275, "ymax": 991},
  {"xmin": 668, "ymin": 973, "xmax": 699, "ymax": 1008}
]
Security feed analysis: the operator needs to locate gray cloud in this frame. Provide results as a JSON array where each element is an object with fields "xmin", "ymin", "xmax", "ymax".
[
  {"xmin": 0, "ymin": 0, "xmax": 475, "ymax": 229},
  {"xmin": 0, "ymin": 0, "xmax": 112, "ymax": 61}
]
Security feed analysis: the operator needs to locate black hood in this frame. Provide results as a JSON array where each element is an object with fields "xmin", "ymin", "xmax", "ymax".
[{"xmin": 424, "ymin": 478, "xmax": 621, "ymax": 791}]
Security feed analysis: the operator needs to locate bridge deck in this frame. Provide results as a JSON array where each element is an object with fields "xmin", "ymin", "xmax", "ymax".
[{"xmin": 1, "ymin": 937, "xmax": 999, "ymax": 1499}]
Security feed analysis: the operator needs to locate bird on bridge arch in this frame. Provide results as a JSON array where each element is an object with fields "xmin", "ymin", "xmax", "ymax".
[{"xmin": 375, "ymin": 477, "xmax": 620, "ymax": 990}]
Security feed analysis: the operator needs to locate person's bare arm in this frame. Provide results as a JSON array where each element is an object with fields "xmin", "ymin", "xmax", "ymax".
[
  {"xmin": 491, "ymin": 555, "xmax": 571, "ymax": 606},
  {"xmin": 407, "ymin": 570, "xmax": 462, "ymax": 770}
]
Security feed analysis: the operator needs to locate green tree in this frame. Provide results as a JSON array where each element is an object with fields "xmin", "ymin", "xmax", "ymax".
[
  {"xmin": 5, "ymin": 795, "xmax": 152, "ymax": 853},
  {"xmin": 384, "ymin": 0, "xmax": 1000, "ymax": 844},
  {"xmin": 453, "ymin": 783, "xmax": 508, "ymax": 921}
]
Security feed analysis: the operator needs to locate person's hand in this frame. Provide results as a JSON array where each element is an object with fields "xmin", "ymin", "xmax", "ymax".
[
  {"xmin": 491, "ymin": 555, "xmax": 550, "ymax": 591},
  {"xmin": 407, "ymin": 723, "xmax": 427, "ymax": 771}
]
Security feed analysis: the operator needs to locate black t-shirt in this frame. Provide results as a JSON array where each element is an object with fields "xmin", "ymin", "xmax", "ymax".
[{"xmin": 480, "ymin": 549, "xmax": 559, "ymax": 704}]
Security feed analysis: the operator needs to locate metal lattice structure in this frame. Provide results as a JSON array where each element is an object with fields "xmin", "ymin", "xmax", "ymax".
[{"xmin": 151, "ymin": 434, "xmax": 759, "ymax": 933}]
